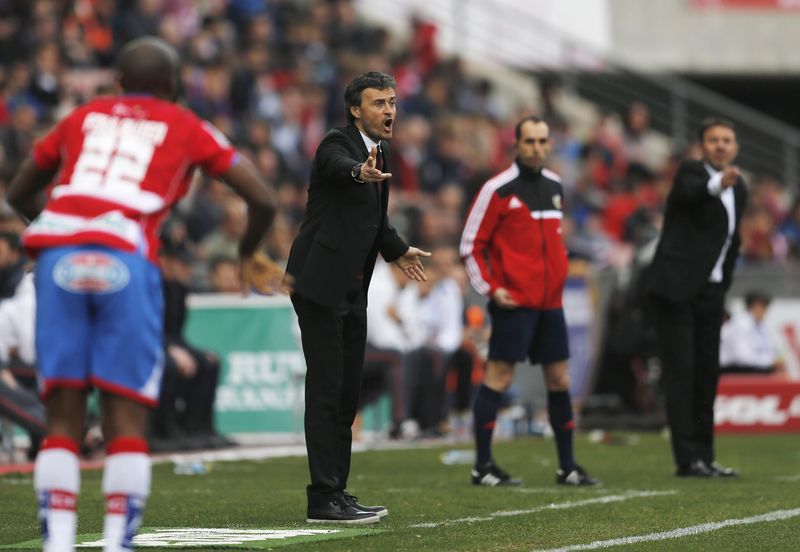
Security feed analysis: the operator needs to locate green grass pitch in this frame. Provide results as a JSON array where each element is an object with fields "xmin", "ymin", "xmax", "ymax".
[{"xmin": 1, "ymin": 433, "xmax": 799, "ymax": 550}]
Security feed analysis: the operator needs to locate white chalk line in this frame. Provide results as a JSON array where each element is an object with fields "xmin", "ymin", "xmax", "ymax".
[
  {"xmin": 408, "ymin": 490, "xmax": 675, "ymax": 528},
  {"xmin": 773, "ymin": 474, "xmax": 800, "ymax": 482},
  {"xmin": 512, "ymin": 487, "xmax": 602, "ymax": 494},
  {"xmin": 535, "ymin": 508, "xmax": 800, "ymax": 552}
]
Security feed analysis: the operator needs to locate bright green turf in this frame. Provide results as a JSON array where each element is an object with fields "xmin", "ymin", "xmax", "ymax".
[{"xmin": 1, "ymin": 433, "xmax": 799, "ymax": 551}]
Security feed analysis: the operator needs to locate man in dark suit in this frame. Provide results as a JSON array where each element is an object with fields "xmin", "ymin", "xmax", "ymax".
[
  {"xmin": 285, "ymin": 71, "xmax": 430, "ymax": 524},
  {"xmin": 646, "ymin": 118, "xmax": 747, "ymax": 478}
]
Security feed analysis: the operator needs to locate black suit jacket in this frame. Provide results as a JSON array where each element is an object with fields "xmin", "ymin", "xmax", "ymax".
[
  {"xmin": 646, "ymin": 159, "xmax": 748, "ymax": 303},
  {"xmin": 286, "ymin": 124, "xmax": 408, "ymax": 308}
]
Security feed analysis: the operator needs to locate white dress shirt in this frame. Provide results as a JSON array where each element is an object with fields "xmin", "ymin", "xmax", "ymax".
[
  {"xmin": 359, "ymin": 130, "xmax": 379, "ymax": 154},
  {"xmin": 0, "ymin": 273, "xmax": 37, "ymax": 365},
  {"xmin": 719, "ymin": 310, "xmax": 778, "ymax": 370},
  {"xmin": 704, "ymin": 162, "xmax": 736, "ymax": 283}
]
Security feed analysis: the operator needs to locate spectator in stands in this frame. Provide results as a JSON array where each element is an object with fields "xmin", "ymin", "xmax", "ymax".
[
  {"xmin": 720, "ymin": 291, "xmax": 786, "ymax": 376},
  {"xmin": 365, "ymin": 260, "xmax": 414, "ymax": 437},
  {"xmin": 198, "ymin": 194, "xmax": 248, "ymax": 261},
  {"xmin": 621, "ymin": 101, "xmax": 664, "ymax": 174},
  {"xmin": 740, "ymin": 205, "xmax": 789, "ymax": 264},
  {"xmin": 0, "ymin": 231, "xmax": 45, "ymax": 459},
  {"xmin": 403, "ymin": 245, "xmax": 464, "ymax": 435},
  {"xmin": 153, "ymin": 243, "xmax": 234, "ymax": 451},
  {"xmin": 780, "ymin": 198, "xmax": 800, "ymax": 260},
  {"xmin": 207, "ymin": 255, "xmax": 241, "ymax": 293}
]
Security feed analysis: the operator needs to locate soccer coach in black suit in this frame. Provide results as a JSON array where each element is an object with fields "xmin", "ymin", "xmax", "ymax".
[
  {"xmin": 646, "ymin": 118, "xmax": 747, "ymax": 478},
  {"xmin": 285, "ymin": 72, "xmax": 430, "ymax": 524}
]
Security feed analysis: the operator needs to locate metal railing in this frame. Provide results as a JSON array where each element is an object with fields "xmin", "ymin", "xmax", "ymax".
[{"xmin": 357, "ymin": 0, "xmax": 800, "ymax": 188}]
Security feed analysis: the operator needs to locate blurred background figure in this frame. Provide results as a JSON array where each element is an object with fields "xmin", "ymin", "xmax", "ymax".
[
  {"xmin": 153, "ymin": 241, "xmax": 234, "ymax": 452},
  {"xmin": 720, "ymin": 291, "xmax": 787, "ymax": 376},
  {"xmin": 0, "ymin": 231, "xmax": 45, "ymax": 461}
]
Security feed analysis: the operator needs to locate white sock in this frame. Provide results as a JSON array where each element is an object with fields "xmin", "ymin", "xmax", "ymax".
[
  {"xmin": 34, "ymin": 436, "xmax": 81, "ymax": 552},
  {"xmin": 102, "ymin": 437, "xmax": 151, "ymax": 552}
]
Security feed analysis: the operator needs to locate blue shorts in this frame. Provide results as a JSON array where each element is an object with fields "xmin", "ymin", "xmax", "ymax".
[
  {"xmin": 35, "ymin": 245, "xmax": 164, "ymax": 406},
  {"xmin": 487, "ymin": 303, "xmax": 569, "ymax": 365}
]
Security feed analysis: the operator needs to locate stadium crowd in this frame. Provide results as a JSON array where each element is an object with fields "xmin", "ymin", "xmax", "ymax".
[{"xmin": 0, "ymin": 0, "xmax": 797, "ymax": 453}]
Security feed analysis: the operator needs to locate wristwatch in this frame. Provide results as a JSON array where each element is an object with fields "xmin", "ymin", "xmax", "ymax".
[{"xmin": 351, "ymin": 163, "xmax": 363, "ymax": 181}]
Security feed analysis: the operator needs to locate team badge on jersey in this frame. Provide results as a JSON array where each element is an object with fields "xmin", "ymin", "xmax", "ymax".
[
  {"xmin": 552, "ymin": 194, "xmax": 562, "ymax": 210},
  {"xmin": 53, "ymin": 251, "xmax": 130, "ymax": 294}
]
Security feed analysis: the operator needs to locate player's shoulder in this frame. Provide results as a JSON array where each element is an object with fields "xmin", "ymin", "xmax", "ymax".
[
  {"xmin": 481, "ymin": 163, "xmax": 521, "ymax": 196},
  {"xmin": 165, "ymin": 104, "xmax": 232, "ymax": 145},
  {"xmin": 541, "ymin": 167, "xmax": 562, "ymax": 184}
]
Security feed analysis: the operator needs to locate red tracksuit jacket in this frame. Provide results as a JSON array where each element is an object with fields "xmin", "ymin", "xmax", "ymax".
[{"xmin": 460, "ymin": 161, "xmax": 568, "ymax": 309}]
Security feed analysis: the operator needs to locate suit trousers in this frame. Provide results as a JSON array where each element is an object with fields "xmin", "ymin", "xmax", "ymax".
[
  {"xmin": 650, "ymin": 282, "xmax": 725, "ymax": 467},
  {"xmin": 291, "ymin": 292, "xmax": 367, "ymax": 503}
]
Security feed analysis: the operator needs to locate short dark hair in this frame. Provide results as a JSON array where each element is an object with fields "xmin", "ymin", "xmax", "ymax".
[
  {"xmin": 698, "ymin": 117, "xmax": 736, "ymax": 141},
  {"xmin": 514, "ymin": 116, "xmax": 546, "ymax": 141},
  {"xmin": 117, "ymin": 36, "xmax": 179, "ymax": 99},
  {"xmin": 344, "ymin": 72, "xmax": 396, "ymax": 124},
  {"xmin": 744, "ymin": 290, "xmax": 771, "ymax": 309}
]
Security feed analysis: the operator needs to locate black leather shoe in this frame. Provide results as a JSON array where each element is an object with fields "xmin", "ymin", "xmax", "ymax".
[
  {"xmin": 341, "ymin": 492, "xmax": 388, "ymax": 518},
  {"xmin": 676, "ymin": 459, "xmax": 714, "ymax": 477},
  {"xmin": 556, "ymin": 464, "xmax": 600, "ymax": 486},
  {"xmin": 306, "ymin": 495, "xmax": 380, "ymax": 524},
  {"xmin": 709, "ymin": 461, "xmax": 739, "ymax": 477}
]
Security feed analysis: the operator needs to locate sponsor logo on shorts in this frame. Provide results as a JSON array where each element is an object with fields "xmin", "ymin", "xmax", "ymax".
[{"xmin": 53, "ymin": 252, "xmax": 130, "ymax": 294}]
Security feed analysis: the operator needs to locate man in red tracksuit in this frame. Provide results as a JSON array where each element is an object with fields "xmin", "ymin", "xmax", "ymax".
[{"xmin": 460, "ymin": 116, "xmax": 599, "ymax": 487}]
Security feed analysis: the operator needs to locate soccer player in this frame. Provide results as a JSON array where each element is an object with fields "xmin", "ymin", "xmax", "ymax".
[
  {"xmin": 7, "ymin": 37, "xmax": 276, "ymax": 551},
  {"xmin": 460, "ymin": 116, "xmax": 599, "ymax": 487}
]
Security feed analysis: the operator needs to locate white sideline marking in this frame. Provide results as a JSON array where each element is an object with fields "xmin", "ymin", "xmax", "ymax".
[
  {"xmin": 774, "ymin": 474, "xmax": 800, "ymax": 482},
  {"xmin": 408, "ymin": 491, "xmax": 675, "ymax": 528},
  {"xmin": 512, "ymin": 487, "xmax": 610, "ymax": 495},
  {"xmin": 535, "ymin": 508, "xmax": 800, "ymax": 551}
]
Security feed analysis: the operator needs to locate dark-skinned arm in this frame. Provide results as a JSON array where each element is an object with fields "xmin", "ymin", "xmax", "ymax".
[
  {"xmin": 218, "ymin": 154, "xmax": 282, "ymax": 295},
  {"xmin": 7, "ymin": 159, "xmax": 57, "ymax": 223}
]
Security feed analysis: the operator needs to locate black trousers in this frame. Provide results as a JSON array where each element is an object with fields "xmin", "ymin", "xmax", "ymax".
[
  {"xmin": 292, "ymin": 292, "xmax": 367, "ymax": 503},
  {"xmin": 361, "ymin": 345, "xmax": 404, "ymax": 421},
  {"xmin": 155, "ymin": 344, "xmax": 220, "ymax": 435},
  {"xmin": 650, "ymin": 282, "xmax": 725, "ymax": 467},
  {"xmin": 0, "ymin": 374, "xmax": 46, "ymax": 439}
]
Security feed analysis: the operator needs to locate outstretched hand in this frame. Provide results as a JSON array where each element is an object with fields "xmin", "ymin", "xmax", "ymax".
[
  {"xmin": 240, "ymin": 251, "xmax": 285, "ymax": 296},
  {"xmin": 394, "ymin": 246, "xmax": 431, "ymax": 282},
  {"xmin": 358, "ymin": 146, "xmax": 392, "ymax": 182}
]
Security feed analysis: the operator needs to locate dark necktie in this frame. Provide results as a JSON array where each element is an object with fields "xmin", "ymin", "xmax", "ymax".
[{"xmin": 375, "ymin": 144, "xmax": 384, "ymax": 171}]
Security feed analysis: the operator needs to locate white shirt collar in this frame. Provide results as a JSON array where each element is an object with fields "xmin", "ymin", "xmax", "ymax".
[
  {"xmin": 703, "ymin": 161, "xmax": 720, "ymax": 177},
  {"xmin": 358, "ymin": 129, "xmax": 380, "ymax": 154}
]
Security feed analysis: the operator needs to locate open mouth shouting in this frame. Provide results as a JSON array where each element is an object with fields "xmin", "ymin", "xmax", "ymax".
[{"xmin": 383, "ymin": 117, "xmax": 394, "ymax": 134}]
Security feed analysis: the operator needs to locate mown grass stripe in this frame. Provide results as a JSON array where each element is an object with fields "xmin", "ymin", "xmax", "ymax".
[
  {"xmin": 409, "ymin": 490, "xmax": 676, "ymax": 528},
  {"xmin": 537, "ymin": 508, "xmax": 800, "ymax": 551}
]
